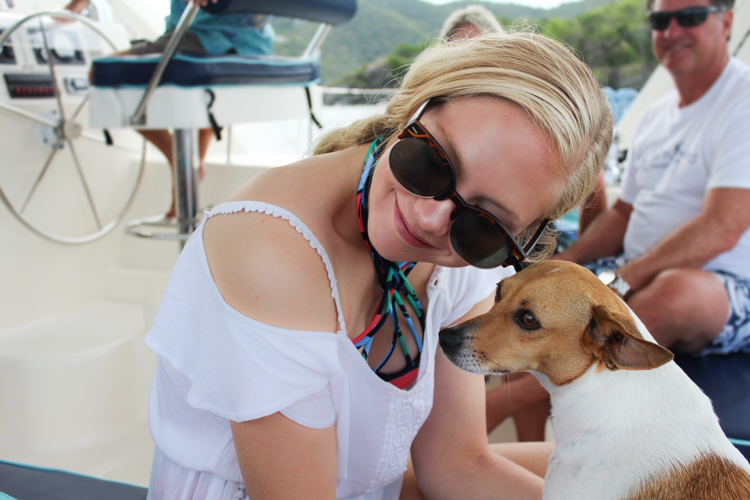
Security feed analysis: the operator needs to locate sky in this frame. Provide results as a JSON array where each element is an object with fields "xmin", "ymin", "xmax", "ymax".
[{"xmin": 423, "ymin": 0, "xmax": 577, "ymax": 10}]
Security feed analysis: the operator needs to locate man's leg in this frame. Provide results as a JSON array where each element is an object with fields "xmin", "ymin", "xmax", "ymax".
[
  {"xmin": 627, "ymin": 269, "xmax": 729, "ymax": 354},
  {"xmin": 198, "ymin": 127, "xmax": 214, "ymax": 181},
  {"xmin": 138, "ymin": 129, "xmax": 176, "ymax": 217},
  {"xmin": 138, "ymin": 128, "xmax": 213, "ymax": 217},
  {"xmin": 513, "ymin": 395, "xmax": 550, "ymax": 442},
  {"xmin": 486, "ymin": 373, "xmax": 549, "ymax": 440}
]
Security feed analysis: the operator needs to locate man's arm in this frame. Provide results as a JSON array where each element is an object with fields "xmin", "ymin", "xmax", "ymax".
[
  {"xmin": 618, "ymin": 187, "xmax": 750, "ymax": 293},
  {"xmin": 555, "ymin": 199, "xmax": 633, "ymax": 265},
  {"xmin": 410, "ymin": 294, "xmax": 545, "ymax": 500}
]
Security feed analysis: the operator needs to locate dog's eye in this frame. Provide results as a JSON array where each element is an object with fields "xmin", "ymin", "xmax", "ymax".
[
  {"xmin": 515, "ymin": 310, "xmax": 541, "ymax": 330},
  {"xmin": 522, "ymin": 313, "xmax": 537, "ymax": 328}
]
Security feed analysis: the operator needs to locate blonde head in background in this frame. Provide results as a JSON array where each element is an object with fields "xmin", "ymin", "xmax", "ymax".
[{"xmin": 439, "ymin": 5, "xmax": 505, "ymax": 41}]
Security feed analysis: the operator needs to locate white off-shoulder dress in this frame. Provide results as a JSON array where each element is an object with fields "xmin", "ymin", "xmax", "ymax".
[{"xmin": 144, "ymin": 201, "xmax": 512, "ymax": 500}]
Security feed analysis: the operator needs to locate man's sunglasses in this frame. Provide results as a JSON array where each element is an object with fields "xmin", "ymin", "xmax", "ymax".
[
  {"xmin": 647, "ymin": 6, "xmax": 727, "ymax": 31},
  {"xmin": 389, "ymin": 99, "xmax": 549, "ymax": 270}
]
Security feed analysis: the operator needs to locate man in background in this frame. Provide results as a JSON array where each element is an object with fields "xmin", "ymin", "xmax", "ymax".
[{"xmin": 489, "ymin": 0, "xmax": 750, "ymax": 439}]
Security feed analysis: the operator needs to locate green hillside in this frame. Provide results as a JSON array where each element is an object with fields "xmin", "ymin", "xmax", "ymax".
[{"xmin": 273, "ymin": 0, "xmax": 620, "ymax": 85}]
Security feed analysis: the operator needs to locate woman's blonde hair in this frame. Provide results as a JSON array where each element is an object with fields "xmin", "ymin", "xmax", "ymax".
[{"xmin": 314, "ymin": 31, "xmax": 613, "ymax": 260}]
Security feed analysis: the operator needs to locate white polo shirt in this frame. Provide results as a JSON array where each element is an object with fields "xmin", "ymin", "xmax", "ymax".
[{"xmin": 620, "ymin": 58, "xmax": 750, "ymax": 280}]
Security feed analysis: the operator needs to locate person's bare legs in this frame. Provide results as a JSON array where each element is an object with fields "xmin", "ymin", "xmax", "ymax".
[
  {"xmin": 198, "ymin": 127, "xmax": 213, "ymax": 181},
  {"xmin": 513, "ymin": 395, "xmax": 550, "ymax": 442},
  {"xmin": 138, "ymin": 127, "xmax": 213, "ymax": 218},
  {"xmin": 486, "ymin": 373, "xmax": 549, "ymax": 441},
  {"xmin": 90, "ymin": 46, "xmax": 216, "ymax": 218},
  {"xmin": 138, "ymin": 129, "xmax": 176, "ymax": 217},
  {"xmin": 627, "ymin": 269, "xmax": 729, "ymax": 354}
]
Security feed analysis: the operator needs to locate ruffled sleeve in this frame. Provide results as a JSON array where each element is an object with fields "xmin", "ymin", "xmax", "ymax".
[
  {"xmin": 145, "ymin": 218, "xmax": 344, "ymax": 424},
  {"xmin": 438, "ymin": 265, "xmax": 515, "ymax": 327}
]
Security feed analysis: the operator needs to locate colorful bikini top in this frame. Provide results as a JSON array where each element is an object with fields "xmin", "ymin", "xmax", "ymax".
[{"xmin": 354, "ymin": 138, "xmax": 426, "ymax": 389}]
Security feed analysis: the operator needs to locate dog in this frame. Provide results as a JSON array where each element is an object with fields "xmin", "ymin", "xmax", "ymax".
[{"xmin": 439, "ymin": 260, "xmax": 750, "ymax": 500}]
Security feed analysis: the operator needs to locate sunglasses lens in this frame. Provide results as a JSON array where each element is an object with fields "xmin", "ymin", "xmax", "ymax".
[
  {"xmin": 450, "ymin": 212, "xmax": 511, "ymax": 269},
  {"xmin": 390, "ymin": 138, "xmax": 453, "ymax": 197},
  {"xmin": 648, "ymin": 12, "xmax": 671, "ymax": 30},
  {"xmin": 676, "ymin": 8, "xmax": 708, "ymax": 27}
]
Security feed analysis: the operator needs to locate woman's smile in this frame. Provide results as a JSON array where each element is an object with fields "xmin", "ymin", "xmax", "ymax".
[{"xmin": 393, "ymin": 195, "xmax": 434, "ymax": 249}]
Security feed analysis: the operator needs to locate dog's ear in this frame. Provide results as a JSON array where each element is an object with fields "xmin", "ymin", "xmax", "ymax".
[{"xmin": 584, "ymin": 305, "xmax": 674, "ymax": 371}]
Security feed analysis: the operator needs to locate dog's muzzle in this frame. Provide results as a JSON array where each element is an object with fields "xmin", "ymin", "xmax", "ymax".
[
  {"xmin": 439, "ymin": 325, "xmax": 466, "ymax": 356},
  {"xmin": 439, "ymin": 324, "xmax": 489, "ymax": 374}
]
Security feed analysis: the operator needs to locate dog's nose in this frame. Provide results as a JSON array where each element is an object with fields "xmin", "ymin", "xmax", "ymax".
[{"xmin": 439, "ymin": 326, "xmax": 465, "ymax": 353}]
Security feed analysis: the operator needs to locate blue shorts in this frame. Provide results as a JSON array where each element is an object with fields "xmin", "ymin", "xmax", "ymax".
[{"xmin": 583, "ymin": 256, "xmax": 750, "ymax": 356}]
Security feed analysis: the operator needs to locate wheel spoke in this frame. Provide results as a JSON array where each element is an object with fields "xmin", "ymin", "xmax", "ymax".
[
  {"xmin": 0, "ymin": 101, "xmax": 59, "ymax": 127},
  {"xmin": 67, "ymin": 139, "xmax": 102, "ymax": 229},
  {"xmin": 39, "ymin": 19, "xmax": 67, "ymax": 122},
  {"xmin": 0, "ymin": 12, "xmax": 142, "ymax": 244},
  {"xmin": 71, "ymin": 94, "xmax": 89, "ymax": 120},
  {"xmin": 20, "ymin": 141, "xmax": 61, "ymax": 214}
]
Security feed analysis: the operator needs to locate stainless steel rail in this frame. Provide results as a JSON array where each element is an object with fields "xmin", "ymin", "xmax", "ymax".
[{"xmin": 129, "ymin": 1, "xmax": 200, "ymax": 126}]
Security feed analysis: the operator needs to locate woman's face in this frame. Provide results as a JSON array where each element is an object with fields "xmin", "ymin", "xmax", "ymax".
[{"xmin": 366, "ymin": 96, "xmax": 563, "ymax": 268}]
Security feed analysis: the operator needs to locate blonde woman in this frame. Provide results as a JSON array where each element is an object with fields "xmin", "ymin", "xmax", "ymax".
[{"xmin": 144, "ymin": 32, "xmax": 612, "ymax": 500}]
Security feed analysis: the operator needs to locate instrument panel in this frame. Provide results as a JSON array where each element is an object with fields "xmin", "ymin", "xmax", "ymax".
[{"xmin": 0, "ymin": 13, "xmax": 99, "ymax": 100}]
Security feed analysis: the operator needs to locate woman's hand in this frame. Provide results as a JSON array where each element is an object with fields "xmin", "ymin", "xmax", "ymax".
[{"xmin": 232, "ymin": 413, "xmax": 338, "ymax": 499}]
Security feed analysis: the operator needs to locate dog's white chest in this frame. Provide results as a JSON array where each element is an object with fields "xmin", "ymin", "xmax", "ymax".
[{"xmin": 539, "ymin": 363, "xmax": 746, "ymax": 500}]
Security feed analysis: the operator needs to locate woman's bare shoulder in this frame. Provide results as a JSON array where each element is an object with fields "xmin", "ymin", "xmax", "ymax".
[
  {"xmin": 203, "ymin": 198, "xmax": 339, "ymax": 334},
  {"xmin": 202, "ymin": 147, "xmax": 369, "ymax": 333}
]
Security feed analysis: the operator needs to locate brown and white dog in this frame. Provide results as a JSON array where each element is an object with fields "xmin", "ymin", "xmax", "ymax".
[{"xmin": 439, "ymin": 260, "xmax": 750, "ymax": 500}]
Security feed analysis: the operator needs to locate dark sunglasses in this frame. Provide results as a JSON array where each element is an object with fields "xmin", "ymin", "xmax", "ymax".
[
  {"xmin": 647, "ymin": 6, "xmax": 727, "ymax": 31},
  {"xmin": 389, "ymin": 99, "xmax": 549, "ymax": 270}
]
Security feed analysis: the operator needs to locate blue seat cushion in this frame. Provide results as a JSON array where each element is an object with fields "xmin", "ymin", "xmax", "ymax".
[
  {"xmin": 0, "ymin": 460, "xmax": 147, "ymax": 500},
  {"xmin": 674, "ymin": 352, "xmax": 750, "ymax": 460},
  {"xmin": 92, "ymin": 53, "xmax": 320, "ymax": 88}
]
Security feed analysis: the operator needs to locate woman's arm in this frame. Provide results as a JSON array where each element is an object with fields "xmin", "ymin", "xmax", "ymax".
[
  {"xmin": 204, "ymin": 210, "xmax": 342, "ymax": 496},
  {"xmin": 410, "ymin": 294, "xmax": 546, "ymax": 500},
  {"xmin": 231, "ymin": 414, "xmax": 338, "ymax": 499}
]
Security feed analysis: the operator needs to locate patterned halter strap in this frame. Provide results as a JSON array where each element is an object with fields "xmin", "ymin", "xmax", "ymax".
[{"xmin": 353, "ymin": 138, "xmax": 426, "ymax": 390}]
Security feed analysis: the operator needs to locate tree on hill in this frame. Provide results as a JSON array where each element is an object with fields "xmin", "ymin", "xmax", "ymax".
[
  {"xmin": 272, "ymin": 0, "xmax": 621, "ymax": 85},
  {"xmin": 538, "ymin": 0, "xmax": 657, "ymax": 88},
  {"xmin": 332, "ymin": 0, "xmax": 657, "ymax": 92}
]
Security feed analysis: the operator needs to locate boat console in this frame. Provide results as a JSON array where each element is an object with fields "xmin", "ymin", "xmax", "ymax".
[{"xmin": 89, "ymin": 0, "xmax": 357, "ymax": 241}]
